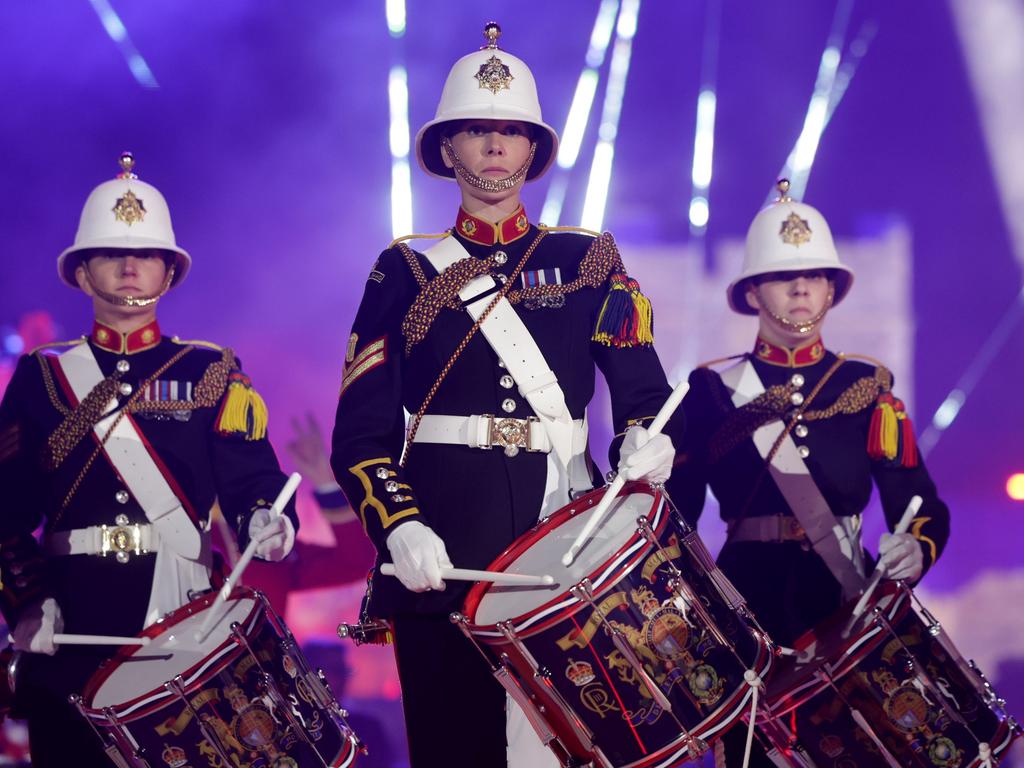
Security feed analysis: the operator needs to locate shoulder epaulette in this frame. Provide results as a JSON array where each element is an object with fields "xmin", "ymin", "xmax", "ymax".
[
  {"xmin": 539, "ymin": 224, "xmax": 601, "ymax": 238},
  {"xmin": 171, "ymin": 336, "xmax": 223, "ymax": 352},
  {"xmin": 387, "ymin": 231, "xmax": 451, "ymax": 249},
  {"xmin": 838, "ymin": 353, "xmax": 892, "ymax": 389},
  {"xmin": 30, "ymin": 337, "xmax": 86, "ymax": 355},
  {"xmin": 697, "ymin": 353, "xmax": 747, "ymax": 370}
]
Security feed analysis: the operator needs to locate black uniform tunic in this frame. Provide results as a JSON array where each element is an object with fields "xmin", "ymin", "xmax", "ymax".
[
  {"xmin": 0, "ymin": 320, "xmax": 297, "ymax": 766},
  {"xmin": 331, "ymin": 208, "xmax": 673, "ymax": 617},
  {"xmin": 330, "ymin": 207, "xmax": 674, "ymax": 765},
  {"xmin": 667, "ymin": 335, "xmax": 950, "ymax": 646}
]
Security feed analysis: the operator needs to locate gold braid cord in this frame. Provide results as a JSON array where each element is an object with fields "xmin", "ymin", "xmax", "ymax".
[
  {"xmin": 708, "ymin": 361, "xmax": 890, "ymax": 464},
  {"xmin": 402, "ymin": 232, "xmax": 548, "ymax": 466},
  {"xmin": 50, "ymin": 346, "xmax": 193, "ymax": 528},
  {"xmin": 399, "ymin": 232, "xmax": 624, "ymax": 356}
]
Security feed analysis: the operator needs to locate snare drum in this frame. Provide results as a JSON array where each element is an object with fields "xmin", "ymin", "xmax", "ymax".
[
  {"xmin": 75, "ymin": 587, "xmax": 362, "ymax": 768},
  {"xmin": 460, "ymin": 483, "xmax": 773, "ymax": 768},
  {"xmin": 758, "ymin": 581, "xmax": 1021, "ymax": 767}
]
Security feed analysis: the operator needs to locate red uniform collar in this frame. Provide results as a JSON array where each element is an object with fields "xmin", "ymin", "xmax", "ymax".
[
  {"xmin": 753, "ymin": 335, "xmax": 825, "ymax": 367},
  {"xmin": 455, "ymin": 205, "xmax": 531, "ymax": 246},
  {"xmin": 91, "ymin": 319, "xmax": 161, "ymax": 354}
]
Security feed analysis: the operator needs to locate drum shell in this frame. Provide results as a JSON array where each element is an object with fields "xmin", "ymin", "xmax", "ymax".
[
  {"xmin": 762, "ymin": 582, "xmax": 1021, "ymax": 767},
  {"xmin": 463, "ymin": 484, "xmax": 773, "ymax": 767},
  {"xmin": 79, "ymin": 588, "xmax": 359, "ymax": 768}
]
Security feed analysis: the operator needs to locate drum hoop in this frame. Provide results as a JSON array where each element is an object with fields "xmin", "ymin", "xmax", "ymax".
[
  {"xmin": 766, "ymin": 582, "xmax": 911, "ymax": 716},
  {"xmin": 79, "ymin": 586, "xmax": 265, "ymax": 720},
  {"xmin": 462, "ymin": 483, "xmax": 664, "ymax": 634}
]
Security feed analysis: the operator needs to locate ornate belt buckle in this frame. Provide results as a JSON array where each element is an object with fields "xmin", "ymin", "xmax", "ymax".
[
  {"xmin": 490, "ymin": 416, "xmax": 529, "ymax": 458},
  {"xmin": 100, "ymin": 515, "xmax": 143, "ymax": 564}
]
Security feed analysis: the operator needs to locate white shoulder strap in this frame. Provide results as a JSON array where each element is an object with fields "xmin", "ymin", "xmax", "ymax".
[
  {"xmin": 422, "ymin": 237, "xmax": 576, "ymax": 466},
  {"xmin": 55, "ymin": 343, "xmax": 210, "ymax": 624},
  {"xmin": 720, "ymin": 358, "xmax": 866, "ymax": 598}
]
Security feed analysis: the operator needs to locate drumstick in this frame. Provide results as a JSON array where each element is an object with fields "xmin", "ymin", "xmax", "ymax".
[
  {"xmin": 562, "ymin": 381, "xmax": 689, "ymax": 567},
  {"xmin": 380, "ymin": 563, "xmax": 555, "ymax": 587},
  {"xmin": 194, "ymin": 472, "xmax": 301, "ymax": 643},
  {"xmin": 8, "ymin": 633, "xmax": 150, "ymax": 647},
  {"xmin": 847, "ymin": 495, "xmax": 923, "ymax": 627}
]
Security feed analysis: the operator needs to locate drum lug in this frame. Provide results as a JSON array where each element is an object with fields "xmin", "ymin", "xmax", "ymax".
[
  {"xmin": 165, "ymin": 675, "xmax": 236, "ymax": 768},
  {"xmin": 571, "ymin": 579, "xmax": 709, "ymax": 759}
]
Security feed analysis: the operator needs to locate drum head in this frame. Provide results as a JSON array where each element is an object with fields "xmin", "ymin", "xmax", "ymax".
[
  {"xmin": 88, "ymin": 595, "xmax": 257, "ymax": 709},
  {"xmin": 471, "ymin": 485, "xmax": 659, "ymax": 626}
]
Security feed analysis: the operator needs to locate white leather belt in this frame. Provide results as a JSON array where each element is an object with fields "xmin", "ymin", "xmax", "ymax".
[
  {"xmin": 411, "ymin": 414, "xmax": 587, "ymax": 458},
  {"xmin": 44, "ymin": 517, "xmax": 158, "ymax": 563}
]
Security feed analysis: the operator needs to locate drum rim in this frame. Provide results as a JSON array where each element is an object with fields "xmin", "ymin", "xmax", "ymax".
[
  {"xmin": 462, "ymin": 482, "xmax": 662, "ymax": 631},
  {"xmin": 79, "ymin": 586, "xmax": 263, "ymax": 717},
  {"xmin": 764, "ymin": 581, "xmax": 911, "ymax": 715}
]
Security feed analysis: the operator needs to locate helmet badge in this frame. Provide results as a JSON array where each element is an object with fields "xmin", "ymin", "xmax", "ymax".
[
  {"xmin": 779, "ymin": 212, "xmax": 812, "ymax": 247},
  {"xmin": 475, "ymin": 23, "xmax": 514, "ymax": 94},
  {"xmin": 112, "ymin": 153, "xmax": 146, "ymax": 226},
  {"xmin": 112, "ymin": 189, "xmax": 146, "ymax": 226}
]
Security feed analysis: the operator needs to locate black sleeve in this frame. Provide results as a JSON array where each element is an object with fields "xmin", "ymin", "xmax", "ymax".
[
  {"xmin": 0, "ymin": 355, "xmax": 54, "ymax": 623},
  {"xmin": 664, "ymin": 368, "xmax": 716, "ymax": 528},
  {"xmin": 869, "ymin": 385, "xmax": 950, "ymax": 575},
  {"xmin": 208, "ymin": 356, "xmax": 298, "ymax": 551},
  {"xmin": 586, "ymin": 235, "xmax": 674, "ymax": 469},
  {"xmin": 331, "ymin": 247, "xmax": 425, "ymax": 551}
]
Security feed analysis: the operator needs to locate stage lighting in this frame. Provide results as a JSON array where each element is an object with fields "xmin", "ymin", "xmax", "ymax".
[{"xmin": 1008, "ymin": 473, "xmax": 1024, "ymax": 501}]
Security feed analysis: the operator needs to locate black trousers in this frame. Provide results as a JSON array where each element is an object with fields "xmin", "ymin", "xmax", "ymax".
[
  {"xmin": 392, "ymin": 612, "xmax": 508, "ymax": 768},
  {"xmin": 17, "ymin": 650, "xmax": 111, "ymax": 767}
]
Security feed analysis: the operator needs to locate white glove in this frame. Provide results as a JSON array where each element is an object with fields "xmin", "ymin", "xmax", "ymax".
[
  {"xmin": 878, "ymin": 532, "xmax": 924, "ymax": 582},
  {"xmin": 618, "ymin": 426, "xmax": 675, "ymax": 484},
  {"xmin": 248, "ymin": 509, "xmax": 296, "ymax": 562},
  {"xmin": 385, "ymin": 521, "xmax": 453, "ymax": 593},
  {"xmin": 12, "ymin": 597, "xmax": 63, "ymax": 655}
]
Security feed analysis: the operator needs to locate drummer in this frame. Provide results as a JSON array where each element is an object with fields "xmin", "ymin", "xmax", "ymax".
[
  {"xmin": 666, "ymin": 180, "xmax": 950, "ymax": 767},
  {"xmin": 0, "ymin": 153, "xmax": 299, "ymax": 766},
  {"xmin": 330, "ymin": 23, "xmax": 677, "ymax": 767}
]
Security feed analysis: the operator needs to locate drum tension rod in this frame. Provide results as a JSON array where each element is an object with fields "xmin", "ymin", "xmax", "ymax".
[
  {"xmin": 228, "ymin": 621, "xmax": 332, "ymax": 768},
  {"xmin": 636, "ymin": 517, "xmax": 729, "ymax": 649},
  {"xmin": 571, "ymin": 578, "xmax": 709, "ymax": 758},
  {"xmin": 449, "ymin": 613, "xmax": 576, "ymax": 766},
  {"xmin": 495, "ymin": 620, "xmax": 599, "ymax": 755},
  {"xmin": 69, "ymin": 695, "xmax": 141, "ymax": 768},
  {"xmin": 165, "ymin": 675, "xmax": 237, "ymax": 767}
]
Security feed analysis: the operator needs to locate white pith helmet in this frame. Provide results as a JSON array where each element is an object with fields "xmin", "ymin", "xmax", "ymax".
[
  {"xmin": 727, "ymin": 179, "xmax": 854, "ymax": 315},
  {"xmin": 58, "ymin": 152, "xmax": 191, "ymax": 288},
  {"xmin": 415, "ymin": 22, "xmax": 559, "ymax": 182}
]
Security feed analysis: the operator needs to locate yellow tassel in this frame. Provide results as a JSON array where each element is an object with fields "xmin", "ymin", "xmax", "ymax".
[
  {"xmin": 217, "ymin": 375, "xmax": 268, "ymax": 440},
  {"xmin": 879, "ymin": 400, "xmax": 899, "ymax": 460},
  {"xmin": 633, "ymin": 290, "xmax": 654, "ymax": 345}
]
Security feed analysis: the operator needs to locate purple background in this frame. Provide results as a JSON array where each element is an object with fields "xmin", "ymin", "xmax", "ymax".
[{"xmin": 1, "ymin": 1, "xmax": 1022, "ymax": 762}]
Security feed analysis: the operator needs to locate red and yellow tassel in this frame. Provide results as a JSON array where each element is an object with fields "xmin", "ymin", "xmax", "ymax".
[
  {"xmin": 592, "ymin": 273, "xmax": 654, "ymax": 348},
  {"xmin": 867, "ymin": 393, "xmax": 918, "ymax": 467},
  {"xmin": 215, "ymin": 371, "xmax": 268, "ymax": 440}
]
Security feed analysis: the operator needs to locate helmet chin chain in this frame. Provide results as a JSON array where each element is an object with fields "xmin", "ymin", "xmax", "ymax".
[
  {"xmin": 86, "ymin": 265, "xmax": 176, "ymax": 308},
  {"xmin": 441, "ymin": 137, "xmax": 536, "ymax": 193},
  {"xmin": 758, "ymin": 288, "xmax": 834, "ymax": 336}
]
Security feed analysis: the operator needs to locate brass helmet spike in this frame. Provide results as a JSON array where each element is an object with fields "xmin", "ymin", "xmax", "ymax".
[
  {"xmin": 482, "ymin": 22, "xmax": 501, "ymax": 50},
  {"xmin": 117, "ymin": 151, "xmax": 138, "ymax": 180},
  {"xmin": 776, "ymin": 178, "xmax": 792, "ymax": 202}
]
